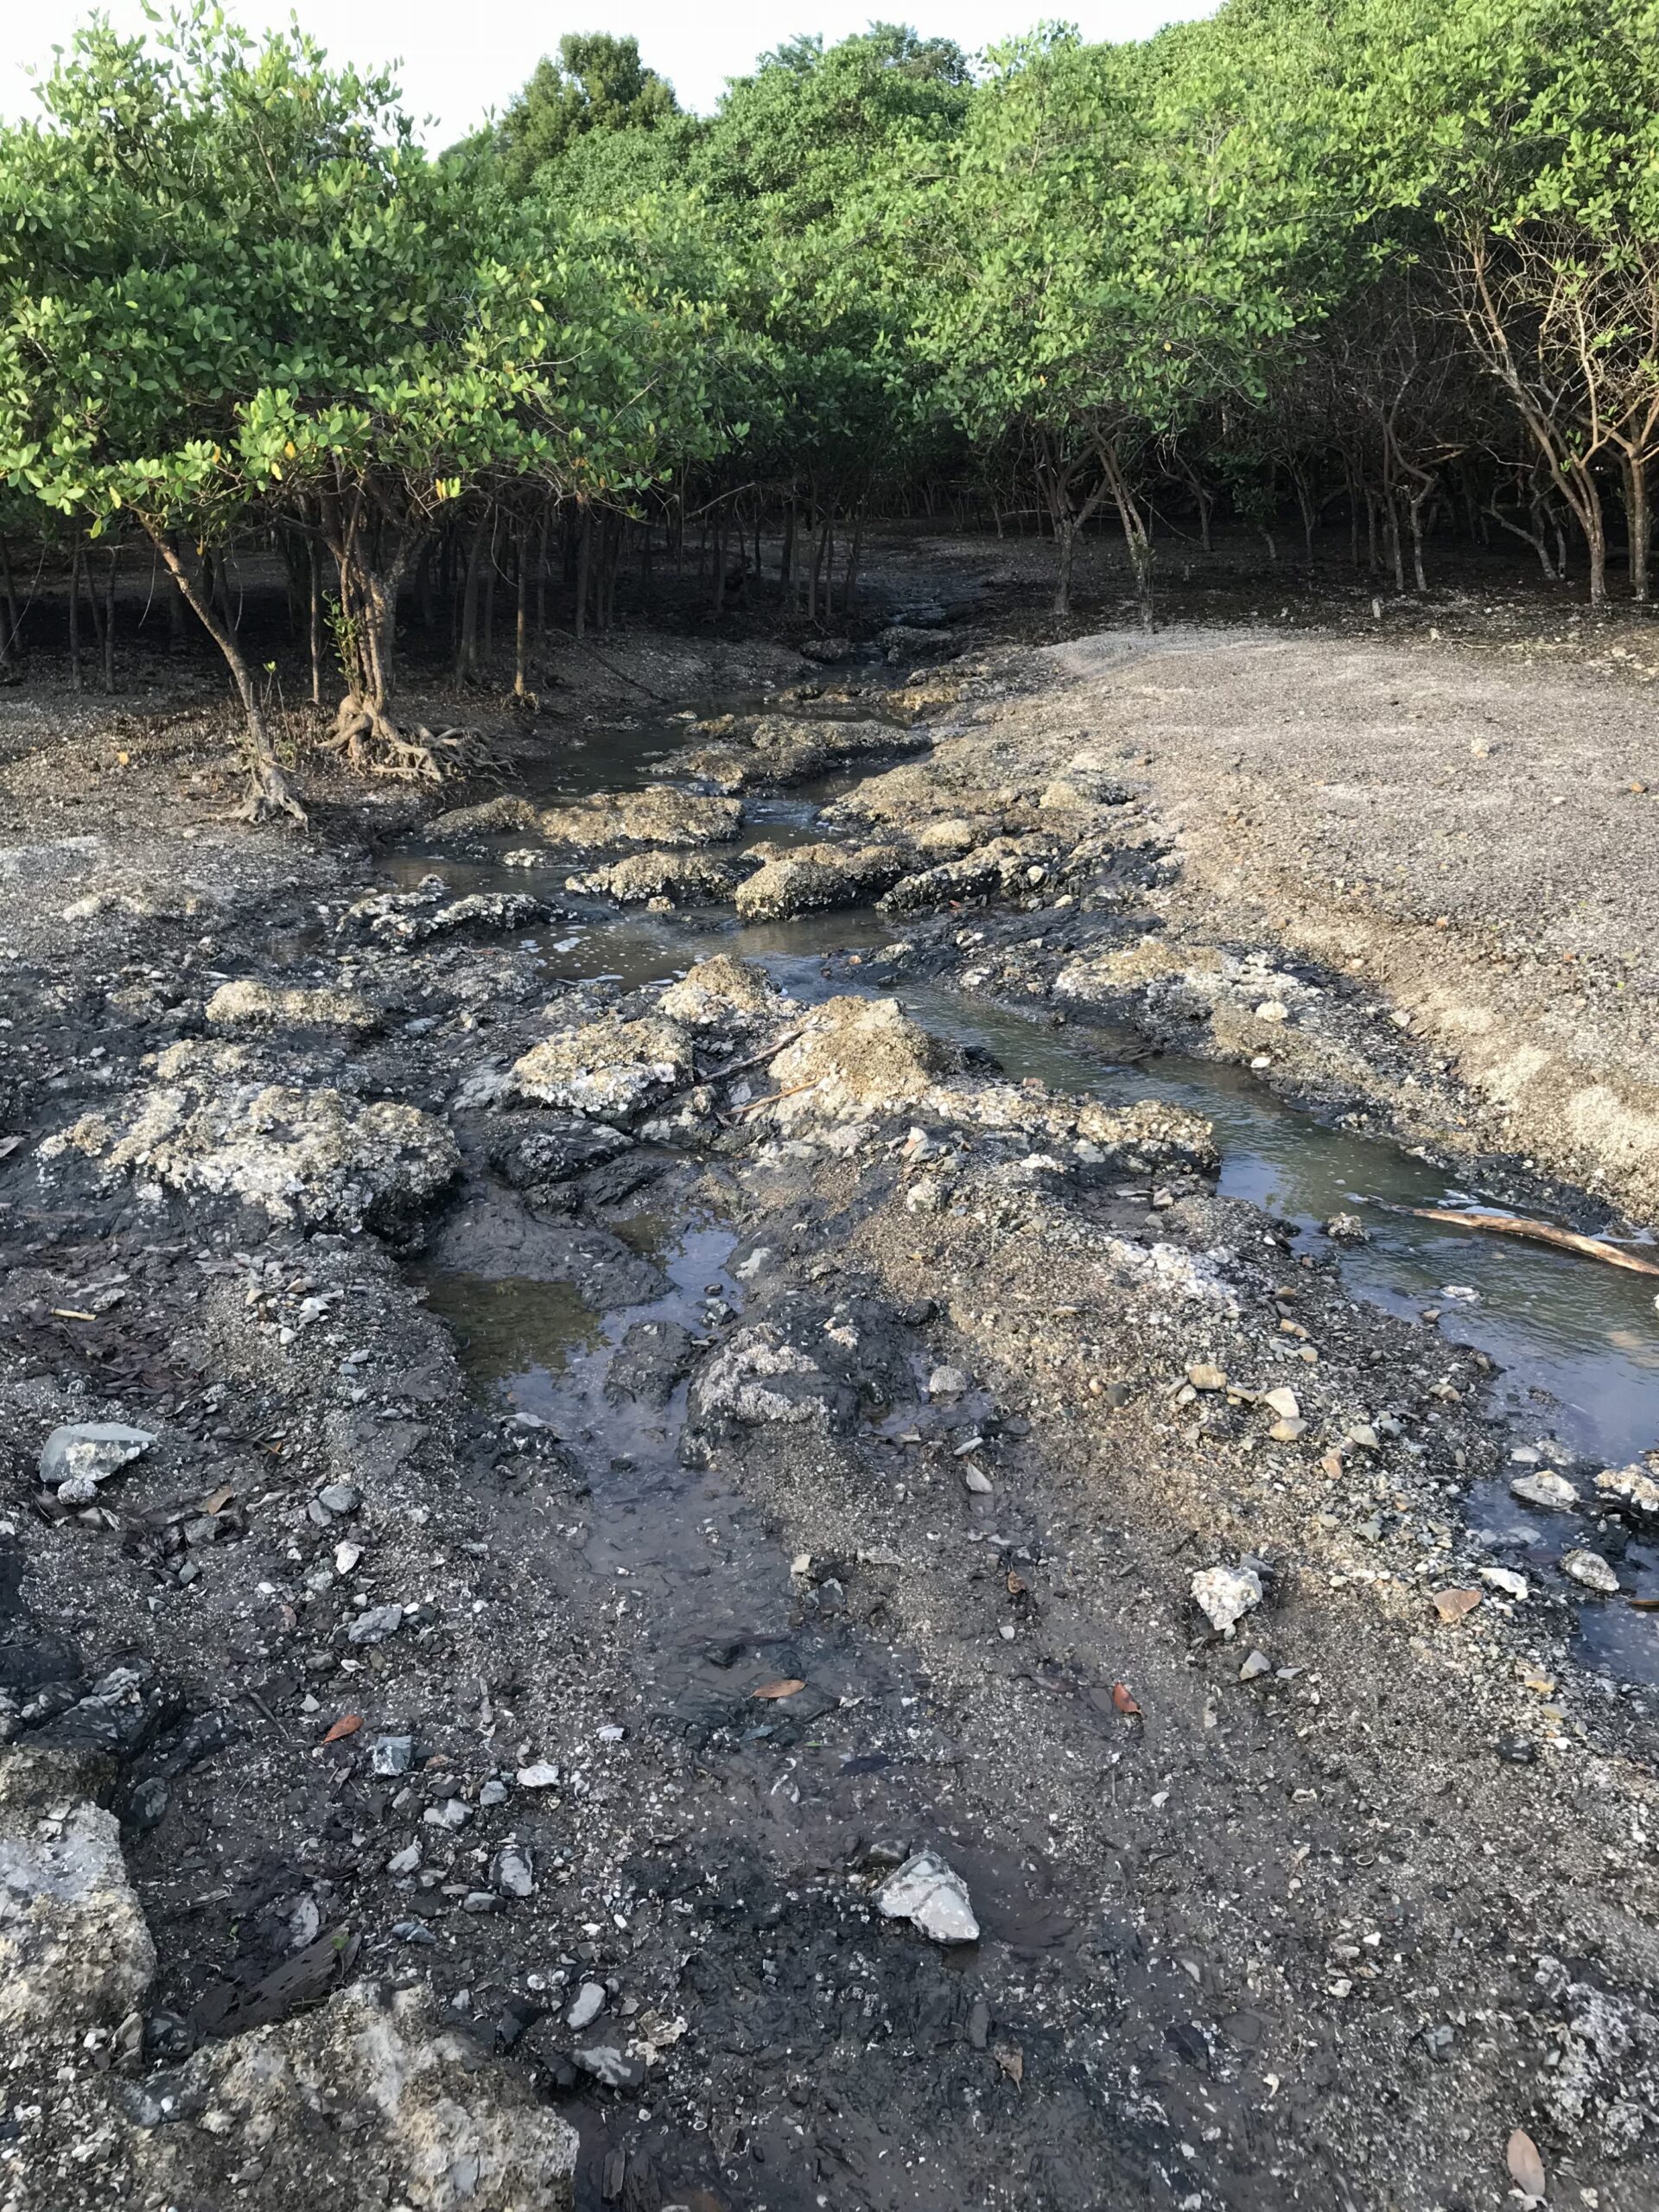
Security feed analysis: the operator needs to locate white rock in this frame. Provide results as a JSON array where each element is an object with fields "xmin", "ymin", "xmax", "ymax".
[
  {"xmin": 1238, "ymin": 1649, "xmax": 1271, "ymax": 1681},
  {"xmin": 1562, "ymin": 1548, "xmax": 1620, "ymax": 1594},
  {"xmin": 1192, "ymin": 1564, "xmax": 1263, "ymax": 1634},
  {"xmin": 39, "ymin": 1422, "xmax": 155, "ymax": 1495},
  {"xmin": 567, "ymin": 1980, "xmax": 607, "ymax": 2031},
  {"xmin": 1510, "ymin": 1471, "xmax": 1580, "ymax": 1512},
  {"xmin": 875, "ymin": 1849, "xmax": 979, "ymax": 1943},
  {"xmin": 1262, "ymin": 1388, "xmax": 1301, "ymax": 1421},
  {"xmin": 516, "ymin": 1762, "xmax": 560, "ymax": 1789},
  {"xmin": 1596, "ymin": 1464, "xmax": 1659, "ymax": 1516},
  {"xmin": 1254, "ymin": 1000, "xmax": 1289, "ymax": 1022},
  {"xmin": 928, "ymin": 1365, "xmax": 969, "ymax": 1398},
  {"xmin": 1479, "ymin": 1567, "xmax": 1529, "ymax": 1600}
]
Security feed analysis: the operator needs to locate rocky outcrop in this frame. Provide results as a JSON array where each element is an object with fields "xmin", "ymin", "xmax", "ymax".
[
  {"xmin": 537, "ymin": 791, "xmax": 742, "ymax": 851},
  {"xmin": 507, "ymin": 1015, "xmax": 694, "ymax": 1122},
  {"xmin": 564, "ymin": 849, "xmax": 738, "ymax": 906},
  {"xmin": 734, "ymin": 842, "xmax": 909, "ymax": 922},
  {"xmin": 45, "ymin": 1043, "xmax": 459, "ymax": 1230},
  {"xmin": 658, "ymin": 955, "xmax": 782, "ymax": 1029},
  {"xmin": 765, "ymin": 996, "xmax": 953, "ymax": 1118},
  {"xmin": 206, "ymin": 980, "xmax": 379, "ymax": 1033},
  {"xmin": 427, "ymin": 794, "xmax": 539, "ymax": 840}
]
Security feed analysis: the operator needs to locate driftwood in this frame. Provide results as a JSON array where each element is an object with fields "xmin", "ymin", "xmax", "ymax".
[{"xmin": 1393, "ymin": 1205, "xmax": 1659, "ymax": 1279}]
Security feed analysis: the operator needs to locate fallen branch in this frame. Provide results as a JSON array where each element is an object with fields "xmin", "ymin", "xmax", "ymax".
[
  {"xmin": 738, "ymin": 1077, "xmax": 823, "ymax": 1120},
  {"xmin": 1391, "ymin": 1205, "xmax": 1659, "ymax": 1279},
  {"xmin": 696, "ymin": 1026, "xmax": 805, "ymax": 1086}
]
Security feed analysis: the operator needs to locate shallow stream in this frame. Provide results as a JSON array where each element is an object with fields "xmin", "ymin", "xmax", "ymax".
[{"xmin": 399, "ymin": 698, "xmax": 1659, "ymax": 1683}]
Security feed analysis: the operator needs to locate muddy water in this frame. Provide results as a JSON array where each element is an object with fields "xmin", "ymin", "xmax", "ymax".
[{"xmin": 403, "ymin": 706, "xmax": 1659, "ymax": 1682}]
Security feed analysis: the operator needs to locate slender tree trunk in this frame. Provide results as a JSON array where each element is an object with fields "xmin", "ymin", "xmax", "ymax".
[
  {"xmin": 843, "ymin": 511, "xmax": 864, "ymax": 613},
  {"xmin": 308, "ymin": 535, "xmax": 323, "ymax": 705},
  {"xmin": 67, "ymin": 545, "xmax": 82, "ymax": 691},
  {"xmin": 456, "ymin": 512, "xmax": 487, "ymax": 681},
  {"xmin": 1623, "ymin": 454, "xmax": 1650, "ymax": 603},
  {"xmin": 102, "ymin": 547, "xmax": 117, "ymax": 693},
  {"xmin": 144, "ymin": 523, "xmax": 305, "ymax": 823},
  {"xmin": 514, "ymin": 522, "xmax": 529, "ymax": 699},
  {"xmin": 0, "ymin": 535, "xmax": 16, "ymax": 671},
  {"xmin": 1052, "ymin": 510, "xmax": 1077, "ymax": 615},
  {"xmin": 574, "ymin": 508, "xmax": 591, "ymax": 640}
]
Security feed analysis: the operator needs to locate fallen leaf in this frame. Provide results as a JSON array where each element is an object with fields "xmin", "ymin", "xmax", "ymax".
[
  {"xmin": 1432, "ymin": 1588, "xmax": 1482, "ymax": 1624},
  {"xmin": 1007, "ymin": 1570, "xmax": 1027, "ymax": 1597},
  {"xmin": 200, "ymin": 1484, "xmax": 235, "ymax": 1516},
  {"xmin": 1110, "ymin": 1681, "xmax": 1142, "ymax": 1716},
  {"xmin": 752, "ymin": 1680, "xmax": 805, "ymax": 1701},
  {"xmin": 1506, "ymin": 2126, "xmax": 1545, "ymax": 2198},
  {"xmin": 321, "ymin": 1715, "xmax": 362, "ymax": 1745}
]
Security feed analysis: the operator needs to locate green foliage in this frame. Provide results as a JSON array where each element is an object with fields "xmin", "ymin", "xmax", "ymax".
[{"xmin": 496, "ymin": 35, "xmax": 678, "ymax": 191}]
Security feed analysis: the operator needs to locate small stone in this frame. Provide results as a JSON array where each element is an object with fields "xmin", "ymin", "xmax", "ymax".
[
  {"xmin": 1479, "ymin": 1567, "xmax": 1529, "ymax": 1600},
  {"xmin": 386, "ymin": 1843, "xmax": 422, "ymax": 1876},
  {"xmin": 1262, "ymin": 1388, "xmax": 1301, "ymax": 1421},
  {"xmin": 40, "ymin": 1422, "xmax": 155, "ymax": 1493},
  {"xmin": 370, "ymin": 1734, "xmax": 414, "ymax": 1777},
  {"xmin": 493, "ymin": 1845, "xmax": 533, "ymax": 1899},
  {"xmin": 334, "ymin": 1541, "xmax": 362, "ymax": 1575},
  {"xmin": 346, "ymin": 1604, "xmax": 404, "ymax": 1645},
  {"xmin": 461, "ymin": 1891, "xmax": 499, "ymax": 1914},
  {"xmin": 962, "ymin": 1465, "xmax": 994, "ymax": 1496},
  {"xmin": 1346, "ymin": 1423, "xmax": 1380, "ymax": 1450},
  {"xmin": 1185, "ymin": 1363, "xmax": 1228, "ymax": 1393},
  {"xmin": 1596, "ymin": 1464, "xmax": 1659, "ymax": 1516},
  {"xmin": 127, "ymin": 1777, "xmax": 169, "ymax": 1832},
  {"xmin": 315, "ymin": 1482, "xmax": 360, "ymax": 1518},
  {"xmin": 875, "ymin": 1849, "xmax": 979, "ymax": 1943},
  {"xmin": 1254, "ymin": 1000, "xmax": 1289, "ymax": 1023},
  {"xmin": 1510, "ymin": 1471, "xmax": 1580, "ymax": 1512},
  {"xmin": 1495, "ymin": 1736, "xmax": 1538, "ymax": 1765},
  {"xmin": 1562, "ymin": 1548, "xmax": 1619, "ymax": 1595},
  {"xmin": 1192, "ymin": 1564, "xmax": 1262, "ymax": 1634},
  {"xmin": 567, "ymin": 1981, "xmax": 607, "ymax": 2031},
  {"xmin": 479, "ymin": 1778, "xmax": 508, "ymax": 1808},
  {"xmin": 575, "ymin": 2044, "xmax": 646, "ymax": 2090},
  {"xmin": 516, "ymin": 1762, "xmax": 559, "ymax": 1789},
  {"xmin": 1269, "ymin": 1418, "xmax": 1307, "ymax": 1442},
  {"xmin": 1323, "ymin": 1212, "xmax": 1369, "ymax": 1243},
  {"xmin": 928, "ymin": 1366, "xmax": 969, "ymax": 1399},
  {"xmin": 1237, "ymin": 1649, "xmax": 1271, "ymax": 1681},
  {"xmin": 423, "ymin": 1797, "xmax": 471, "ymax": 1830}
]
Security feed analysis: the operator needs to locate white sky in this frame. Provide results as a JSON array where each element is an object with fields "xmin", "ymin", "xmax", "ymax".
[{"xmin": 1, "ymin": 2, "xmax": 1218, "ymax": 142}]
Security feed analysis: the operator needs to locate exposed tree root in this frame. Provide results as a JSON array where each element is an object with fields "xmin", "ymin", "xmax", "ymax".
[
  {"xmin": 236, "ymin": 754, "xmax": 308, "ymax": 828},
  {"xmin": 321, "ymin": 692, "xmax": 493, "ymax": 784}
]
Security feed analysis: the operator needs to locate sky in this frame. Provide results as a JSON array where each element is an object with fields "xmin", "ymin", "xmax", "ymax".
[{"xmin": 1, "ymin": 2, "xmax": 1218, "ymax": 143}]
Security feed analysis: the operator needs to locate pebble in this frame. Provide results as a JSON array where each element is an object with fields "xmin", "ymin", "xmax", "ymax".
[
  {"xmin": 1479, "ymin": 1567, "xmax": 1529, "ymax": 1600},
  {"xmin": 1192, "ymin": 1563, "xmax": 1263, "ymax": 1634},
  {"xmin": 962, "ymin": 1465, "xmax": 994, "ymax": 1496},
  {"xmin": 1237, "ymin": 1649, "xmax": 1271, "ymax": 1681},
  {"xmin": 346, "ymin": 1603, "xmax": 404, "ymax": 1645},
  {"xmin": 1269, "ymin": 1418, "xmax": 1307, "ymax": 1442},
  {"xmin": 875, "ymin": 1849, "xmax": 980, "ymax": 1943},
  {"xmin": 575, "ymin": 2045, "xmax": 646, "ymax": 2090},
  {"xmin": 315, "ymin": 1481, "xmax": 361, "ymax": 1517},
  {"xmin": 928, "ymin": 1366, "xmax": 969, "ymax": 1399},
  {"xmin": 1262, "ymin": 1388, "xmax": 1301, "ymax": 1421},
  {"xmin": 334, "ymin": 1541, "xmax": 362, "ymax": 1575},
  {"xmin": 493, "ymin": 1845, "xmax": 534, "ymax": 1898},
  {"xmin": 1510, "ymin": 1471, "xmax": 1580, "ymax": 1512},
  {"xmin": 1323, "ymin": 1212, "xmax": 1369, "ymax": 1243},
  {"xmin": 370, "ymin": 1733, "xmax": 414, "ymax": 1777},
  {"xmin": 1185, "ymin": 1363, "xmax": 1228, "ymax": 1393},
  {"xmin": 1253, "ymin": 1000, "xmax": 1288, "ymax": 1022},
  {"xmin": 423, "ymin": 1797, "xmax": 471, "ymax": 1830},
  {"xmin": 1562, "ymin": 1548, "xmax": 1619, "ymax": 1595},
  {"xmin": 568, "ymin": 1980, "xmax": 607, "ymax": 2031},
  {"xmin": 516, "ymin": 1761, "xmax": 560, "ymax": 1789},
  {"xmin": 1346, "ymin": 1423, "xmax": 1380, "ymax": 1450},
  {"xmin": 386, "ymin": 1843, "xmax": 422, "ymax": 1876}
]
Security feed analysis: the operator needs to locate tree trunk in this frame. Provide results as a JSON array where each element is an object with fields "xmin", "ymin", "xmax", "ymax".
[
  {"xmin": 144, "ymin": 523, "xmax": 305, "ymax": 823},
  {"xmin": 574, "ymin": 509, "xmax": 591, "ymax": 640},
  {"xmin": 0, "ymin": 535, "xmax": 16, "ymax": 671},
  {"xmin": 68, "ymin": 546, "xmax": 82, "ymax": 691},
  {"xmin": 1052, "ymin": 511, "xmax": 1077, "ymax": 616},
  {"xmin": 513, "ymin": 522, "xmax": 529, "ymax": 699},
  {"xmin": 308, "ymin": 535, "xmax": 323, "ymax": 705},
  {"xmin": 102, "ymin": 546, "xmax": 117, "ymax": 693},
  {"xmin": 1624, "ymin": 454, "xmax": 1650, "ymax": 603},
  {"xmin": 456, "ymin": 512, "xmax": 488, "ymax": 681}
]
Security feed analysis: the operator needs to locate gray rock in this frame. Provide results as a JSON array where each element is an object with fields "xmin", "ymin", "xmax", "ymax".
[
  {"xmin": 507, "ymin": 1015, "xmax": 694, "ymax": 1124},
  {"xmin": 493, "ymin": 1845, "xmax": 533, "ymax": 1899},
  {"xmin": 875, "ymin": 1849, "xmax": 980, "ymax": 1943},
  {"xmin": 345, "ymin": 1604, "xmax": 404, "ymax": 1646},
  {"xmin": 126, "ymin": 1777, "xmax": 169, "ymax": 1832},
  {"xmin": 1562, "ymin": 1548, "xmax": 1620, "ymax": 1594},
  {"xmin": 574, "ymin": 2043, "xmax": 646, "ymax": 2089},
  {"xmin": 369, "ymin": 1734, "xmax": 414, "ymax": 1777},
  {"xmin": 39, "ymin": 1422, "xmax": 155, "ymax": 1497},
  {"xmin": 315, "ymin": 1482, "xmax": 361, "ymax": 1519},
  {"xmin": 1192, "ymin": 1563, "xmax": 1263, "ymax": 1634},
  {"xmin": 1511, "ymin": 1470, "xmax": 1581, "ymax": 1512},
  {"xmin": 567, "ymin": 1980, "xmax": 606, "ymax": 2031}
]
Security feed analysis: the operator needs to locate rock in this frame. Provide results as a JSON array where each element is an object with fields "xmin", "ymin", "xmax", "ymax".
[
  {"xmin": 1192, "ymin": 1563, "xmax": 1263, "ymax": 1634},
  {"xmin": 658, "ymin": 955, "xmax": 779, "ymax": 1030},
  {"xmin": 1562, "ymin": 1548, "xmax": 1620, "ymax": 1594},
  {"xmin": 567, "ymin": 1980, "xmax": 606, "ymax": 2031},
  {"xmin": 1269, "ymin": 1418, "xmax": 1307, "ymax": 1441},
  {"xmin": 386, "ymin": 1842, "xmax": 422, "ymax": 1876},
  {"xmin": 1238, "ymin": 1649, "xmax": 1271, "ymax": 1681},
  {"xmin": 1074, "ymin": 1098, "xmax": 1219, "ymax": 1173},
  {"xmin": 124, "ymin": 1980, "xmax": 578, "ymax": 2208},
  {"xmin": 962, "ymin": 1465, "xmax": 994, "ymax": 1496},
  {"xmin": 428, "ymin": 794, "xmax": 539, "ymax": 839},
  {"xmin": 493, "ymin": 1845, "xmax": 533, "ymax": 1899},
  {"xmin": 735, "ymin": 840, "xmax": 909, "ymax": 922},
  {"xmin": 538, "ymin": 790, "xmax": 742, "ymax": 850},
  {"xmin": 1324, "ymin": 1211, "xmax": 1370, "ymax": 1243},
  {"xmin": 340, "ymin": 883, "xmax": 545, "ymax": 944},
  {"xmin": 1262, "ymin": 1388, "xmax": 1301, "ymax": 1421},
  {"xmin": 516, "ymin": 1763, "xmax": 559, "ymax": 1789},
  {"xmin": 315, "ymin": 1481, "xmax": 361, "ymax": 1518},
  {"xmin": 1510, "ymin": 1470, "xmax": 1581, "ymax": 1512},
  {"xmin": 370, "ymin": 1735, "xmax": 414, "ymax": 1777},
  {"xmin": 763, "ymin": 996, "xmax": 953, "ymax": 1118},
  {"xmin": 0, "ymin": 1746, "xmax": 156, "ymax": 2037},
  {"xmin": 205, "ymin": 980, "xmax": 378, "ymax": 1033},
  {"xmin": 928, "ymin": 1365, "xmax": 969, "ymax": 1399},
  {"xmin": 1479, "ymin": 1567, "xmax": 1529, "ymax": 1599},
  {"xmin": 574, "ymin": 2044, "xmax": 646, "ymax": 2090},
  {"xmin": 507, "ymin": 1016, "xmax": 693, "ymax": 1124},
  {"xmin": 875, "ymin": 1849, "xmax": 980, "ymax": 1943},
  {"xmin": 346, "ymin": 1604, "xmax": 405, "ymax": 1646},
  {"xmin": 39, "ymin": 1422, "xmax": 154, "ymax": 1497},
  {"xmin": 127, "ymin": 1777, "xmax": 169, "ymax": 1831},
  {"xmin": 46, "ymin": 1046, "xmax": 458, "ymax": 1231},
  {"xmin": 1186, "ymin": 1363, "xmax": 1228, "ymax": 1392},
  {"xmin": 565, "ymin": 849, "xmax": 738, "ymax": 906},
  {"xmin": 690, "ymin": 1325, "xmax": 851, "ymax": 1433},
  {"xmin": 1595, "ymin": 1463, "xmax": 1659, "ymax": 1516}
]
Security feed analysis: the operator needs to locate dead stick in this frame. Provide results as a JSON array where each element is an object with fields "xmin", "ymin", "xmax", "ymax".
[
  {"xmin": 739, "ymin": 1077, "xmax": 823, "ymax": 1119},
  {"xmin": 1391, "ymin": 1205, "xmax": 1659, "ymax": 1279},
  {"xmin": 696, "ymin": 1025, "xmax": 804, "ymax": 1085}
]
